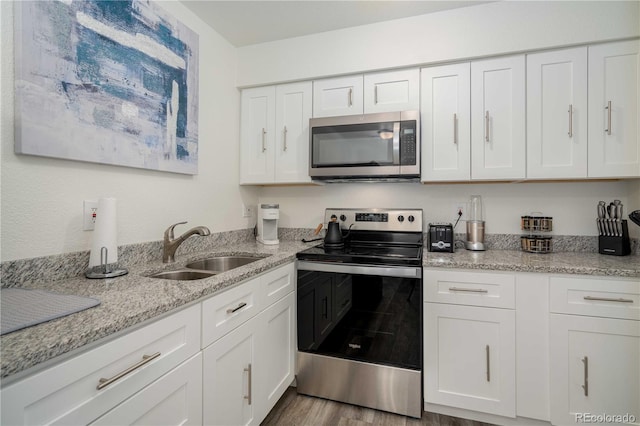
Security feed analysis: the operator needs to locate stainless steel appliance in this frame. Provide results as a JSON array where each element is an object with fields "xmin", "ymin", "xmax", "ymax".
[
  {"xmin": 309, "ymin": 111, "xmax": 420, "ymax": 181},
  {"xmin": 296, "ymin": 208, "xmax": 423, "ymax": 418}
]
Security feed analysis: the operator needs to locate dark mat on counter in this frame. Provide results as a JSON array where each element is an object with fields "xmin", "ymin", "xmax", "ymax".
[{"xmin": 1, "ymin": 288, "xmax": 100, "ymax": 335}]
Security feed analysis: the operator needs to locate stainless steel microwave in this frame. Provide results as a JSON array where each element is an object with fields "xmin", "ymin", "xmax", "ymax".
[{"xmin": 309, "ymin": 110, "xmax": 420, "ymax": 181}]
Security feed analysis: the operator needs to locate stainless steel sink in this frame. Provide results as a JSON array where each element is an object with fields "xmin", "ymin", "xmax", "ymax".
[
  {"xmin": 185, "ymin": 256, "xmax": 266, "ymax": 272},
  {"xmin": 148, "ymin": 270, "xmax": 215, "ymax": 280}
]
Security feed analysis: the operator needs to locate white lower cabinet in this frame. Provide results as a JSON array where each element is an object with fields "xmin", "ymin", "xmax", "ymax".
[
  {"xmin": 424, "ymin": 302, "xmax": 516, "ymax": 417},
  {"xmin": 550, "ymin": 315, "xmax": 640, "ymax": 426},
  {"xmin": 203, "ymin": 314, "xmax": 260, "ymax": 426},
  {"xmin": 91, "ymin": 353, "xmax": 203, "ymax": 426},
  {"xmin": 0, "ymin": 304, "xmax": 201, "ymax": 426},
  {"xmin": 549, "ymin": 275, "xmax": 640, "ymax": 426},
  {"xmin": 202, "ymin": 262, "xmax": 296, "ymax": 426}
]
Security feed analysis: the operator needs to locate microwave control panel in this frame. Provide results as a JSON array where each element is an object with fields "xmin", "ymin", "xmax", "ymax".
[{"xmin": 400, "ymin": 121, "xmax": 417, "ymax": 165}]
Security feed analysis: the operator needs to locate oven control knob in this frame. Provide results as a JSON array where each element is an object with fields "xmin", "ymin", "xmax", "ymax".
[
  {"xmin": 330, "ymin": 214, "xmax": 337, "ymax": 221},
  {"xmin": 340, "ymin": 215, "xmax": 347, "ymax": 222},
  {"xmin": 408, "ymin": 215, "xmax": 415, "ymax": 222},
  {"xmin": 398, "ymin": 215, "xmax": 405, "ymax": 222}
]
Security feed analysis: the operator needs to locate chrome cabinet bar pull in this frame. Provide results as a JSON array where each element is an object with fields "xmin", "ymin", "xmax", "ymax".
[
  {"xmin": 582, "ymin": 356, "xmax": 589, "ymax": 396},
  {"xmin": 261, "ymin": 128, "xmax": 267, "ymax": 152},
  {"xmin": 348, "ymin": 88, "xmax": 353, "ymax": 107},
  {"xmin": 605, "ymin": 101, "xmax": 612, "ymax": 135},
  {"xmin": 584, "ymin": 296, "xmax": 633, "ymax": 303},
  {"xmin": 283, "ymin": 126, "xmax": 288, "ymax": 151},
  {"xmin": 486, "ymin": 345, "xmax": 491, "ymax": 382},
  {"xmin": 97, "ymin": 352, "xmax": 161, "ymax": 390},
  {"xmin": 449, "ymin": 287, "xmax": 489, "ymax": 293},
  {"xmin": 568, "ymin": 104, "xmax": 573, "ymax": 137},
  {"xmin": 453, "ymin": 113, "xmax": 458, "ymax": 144},
  {"xmin": 244, "ymin": 363, "xmax": 252, "ymax": 405},
  {"xmin": 485, "ymin": 111, "xmax": 490, "ymax": 142},
  {"xmin": 227, "ymin": 302, "xmax": 247, "ymax": 314},
  {"xmin": 374, "ymin": 86, "xmax": 378, "ymax": 104}
]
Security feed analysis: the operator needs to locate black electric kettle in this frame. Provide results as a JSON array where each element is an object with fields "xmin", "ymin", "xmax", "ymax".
[
  {"xmin": 324, "ymin": 221, "xmax": 344, "ymax": 247},
  {"xmin": 324, "ymin": 220, "xmax": 352, "ymax": 248}
]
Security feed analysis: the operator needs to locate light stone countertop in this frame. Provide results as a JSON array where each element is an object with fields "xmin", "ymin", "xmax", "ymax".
[{"xmin": 2, "ymin": 241, "xmax": 639, "ymax": 381}]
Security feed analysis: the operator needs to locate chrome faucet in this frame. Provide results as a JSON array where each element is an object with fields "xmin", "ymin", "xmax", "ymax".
[{"xmin": 163, "ymin": 221, "xmax": 211, "ymax": 263}]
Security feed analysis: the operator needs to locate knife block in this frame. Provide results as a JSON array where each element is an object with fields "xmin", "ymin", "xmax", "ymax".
[{"xmin": 598, "ymin": 220, "xmax": 631, "ymax": 256}]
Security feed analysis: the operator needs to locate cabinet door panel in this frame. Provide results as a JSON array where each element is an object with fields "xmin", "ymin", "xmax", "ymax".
[
  {"xmin": 240, "ymin": 86, "xmax": 276, "ymax": 184},
  {"xmin": 527, "ymin": 47, "xmax": 587, "ymax": 178},
  {"xmin": 471, "ymin": 56, "xmax": 525, "ymax": 180},
  {"xmin": 364, "ymin": 69, "xmax": 419, "ymax": 113},
  {"xmin": 424, "ymin": 303, "xmax": 516, "ymax": 417},
  {"xmin": 421, "ymin": 63, "xmax": 471, "ymax": 181},
  {"xmin": 313, "ymin": 76, "xmax": 363, "ymax": 117},
  {"xmin": 256, "ymin": 293, "xmax": 296, "ymax": 421},
  {"xmin": 550, "ymin": 314, "xmax": 640, "ymax": 426},
  {"xmin": 203, "ymin": 319, "xmax": 258, "ymax": 426},
  {"xmin": 588, "ymin": 40, "xmax": 640, "ymax": 177},
  {"xmin": 275, "ymin": 82, "xmax": 312, "ymax": 183}
]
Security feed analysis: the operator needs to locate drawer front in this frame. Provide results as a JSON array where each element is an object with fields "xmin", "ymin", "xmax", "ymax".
[
  {"xmin": 1, "ymin": 304, "xmax": 201, "ymax": 426},
  {"xmin": 259, "ymin": 262, "xmax": 295, "ymax": 310},
  {"xmin": 550, "ymin": 276, "xmax": 640, "ymax": 320},
  {"xmin": 202, "ymin": 277, "xmax": 261, "ymax": 348},
  {"xmin": 424, "ymin": 269, "xmax": 516, "ymax": 309}
]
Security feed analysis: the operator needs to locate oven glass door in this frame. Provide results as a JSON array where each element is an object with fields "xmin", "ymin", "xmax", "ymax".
[
  {"xmin": 311, "ymin": 121, "xmax": 400, "ymax": 169},
  {"xmin": 297, "ymin": 267, "xmax": 422, "ymax": 370}
]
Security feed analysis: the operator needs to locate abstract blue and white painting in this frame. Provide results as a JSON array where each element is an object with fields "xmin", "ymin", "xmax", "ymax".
[{"xmin": 14, "ymin": 0, "xmax": 199, "ymax": 174}]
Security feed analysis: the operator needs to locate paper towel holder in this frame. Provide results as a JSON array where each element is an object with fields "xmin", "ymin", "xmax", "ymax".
[{"xmin": 85, "ymin": 246, "xmax": 128, "ymax": 279}]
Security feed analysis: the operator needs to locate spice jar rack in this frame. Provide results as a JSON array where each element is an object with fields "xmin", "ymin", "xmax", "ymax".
[{"xmin": 521, "ymin": 213, "xmax": 553, "ymax": 253}]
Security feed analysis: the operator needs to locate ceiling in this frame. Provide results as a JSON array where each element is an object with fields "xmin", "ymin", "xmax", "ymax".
[{"xmin": 180, "ymin": 1, "xmax": 493, "ymax": 47}]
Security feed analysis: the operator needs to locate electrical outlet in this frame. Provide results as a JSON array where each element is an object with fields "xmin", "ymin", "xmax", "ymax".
[
  {"xmin": 242, "ymin": 204, "xmax": 254, "ymax": 218},
  {"xmin": 453, "ymin": 202, "xmax": 467, "ymax": 221},
  {"xmin": 83, "ymin": 200, "xmax": 98, "ymax": 231}
]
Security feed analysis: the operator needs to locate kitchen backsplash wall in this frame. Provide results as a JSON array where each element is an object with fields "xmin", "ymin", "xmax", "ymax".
[
  {"xmin": 0, "ymin": 1, "xmax": 258, "ymax": 262},
  {"xmin": 259, "ymin": 180, "xmax": 640, "ymax": 240}
]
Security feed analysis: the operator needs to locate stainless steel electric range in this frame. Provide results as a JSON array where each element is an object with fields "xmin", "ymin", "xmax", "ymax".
[{"xmin": 296, "ymin": 208, "xmax": 423, "ymax": 418}]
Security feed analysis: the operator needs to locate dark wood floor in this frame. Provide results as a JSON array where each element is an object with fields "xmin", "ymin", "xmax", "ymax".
[{"xmin": 261, "ymin": 387, "xmax": 495, "ymax": 426}]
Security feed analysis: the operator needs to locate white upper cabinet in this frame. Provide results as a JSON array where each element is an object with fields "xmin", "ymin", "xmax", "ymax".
[
  {"xmin": 471, "ymin": 55, "xmax": 526, "ymax": 180},
  {"xmin": 275, "ymin": 82, "xmax": 313, "ymax": 183},
  {"xmin": 312, "ymin": 75, "xmax": 364, "ymax": 117},
  {"xmin": 313, "ymin": 69, "xmax": 419, "ymax": 118},
  {"xmin": 240, "ymin": 82, "xmax": 312, "ymax": 185},
  {"xmin": 420, "ymin": 63, "xmax": 471, "ymax": 182},
  {"xmin": 240, "ymin": 86, "xmax": 276, "ymax": 184},
  {"xmin": 527, "ymin": 47, "xmax": 588, "ymax": 179},
  {"xmin": 588, "ymin": 40, "xmax": 640, "ymax": 178},
  {"xmin": 363, "ymin": 68, "xmax": 420, "ymax": 114}
]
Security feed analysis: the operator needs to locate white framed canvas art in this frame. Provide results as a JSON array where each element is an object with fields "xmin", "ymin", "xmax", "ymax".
[{"xmin": 14, "ymin": 0, "xmax": 199, "ymax": 174}]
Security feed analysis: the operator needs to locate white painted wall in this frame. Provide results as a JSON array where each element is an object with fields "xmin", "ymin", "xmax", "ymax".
[
  {"xmin": 237, "ymin": 1, "xmax": 640, "ymax": 87},
  {"xmin": 0, "ymin": 1, "xmax": 257, "ymax": 261},
  {"xmin": 245, "ymin": 1, "xmax": 640, "ymax": 240},
  {"xmin": 259, "ymin": 181, "xmax": 639, "ymax": 239}
]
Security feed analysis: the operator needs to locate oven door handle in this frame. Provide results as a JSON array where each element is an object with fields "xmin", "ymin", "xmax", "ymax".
[{"xmin": 297, "ymin": 261, "xmax": 422, "ymax": 278}]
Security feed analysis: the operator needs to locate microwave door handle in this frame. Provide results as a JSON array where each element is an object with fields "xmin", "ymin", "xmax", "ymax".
[{"xmin": 392, "ymin": 122, "xmax": 401, "ymax": 165}]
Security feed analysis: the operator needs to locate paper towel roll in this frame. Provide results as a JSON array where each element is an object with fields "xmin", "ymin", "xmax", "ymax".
[{"xmin": 89, "ymin": 198, "xmax": 118, "ymax": 267}]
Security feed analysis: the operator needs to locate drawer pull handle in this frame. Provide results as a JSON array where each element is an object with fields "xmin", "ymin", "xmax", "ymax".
[
  {"xmin": 244, "ymin": 363, "xmax": 252, "ymax": 405},
  {"xmin": 583, "ymin": 296, "xmax": 633, "ymax": 303},
  {"xmin": 227, "ymin": 302, "xmax": 248, "ymax": 314},
  {"xmin": 582, "ymin": 356, "xmax": 589, "ymax": 396},
  {"xmin": 97, "ymin": 352, "xmax": 161, "ymax": 390},
  {"xmin": 486, "ymin": 345, "xmax": 491, "ymax": 382},
  {"xmin": 449, "ymin": 287, "xmax": 488, "ymax": 294}
]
